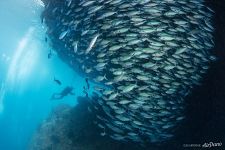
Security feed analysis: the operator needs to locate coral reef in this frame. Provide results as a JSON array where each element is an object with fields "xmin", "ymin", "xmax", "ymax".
[{"xmin": 29, "ymin": 97, "xmax": 154, "ymax": 150}]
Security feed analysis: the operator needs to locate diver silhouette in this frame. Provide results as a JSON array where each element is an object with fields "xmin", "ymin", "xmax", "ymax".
[{"xmin": 51, "ymin": 86, "xmax": 75, "ymax": 100}]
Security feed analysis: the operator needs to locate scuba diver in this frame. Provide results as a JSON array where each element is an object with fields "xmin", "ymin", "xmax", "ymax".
[{"xmin": 50, "ymin": 86, "xmax": 75, "ymax": 100}]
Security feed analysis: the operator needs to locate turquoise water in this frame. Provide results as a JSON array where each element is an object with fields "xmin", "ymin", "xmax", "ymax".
[{"xmin": 0, "ymin": 0, "xmax": 85, "ymax": 149}]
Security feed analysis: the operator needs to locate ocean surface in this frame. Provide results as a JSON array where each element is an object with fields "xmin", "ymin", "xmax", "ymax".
[{"xmin": 0, "ymin": 0, "xmax": 225, "ymax": 150}]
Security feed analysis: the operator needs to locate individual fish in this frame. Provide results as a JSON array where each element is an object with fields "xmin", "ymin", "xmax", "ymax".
[
  {"xmin": 47, "ymin": 50, "xmax": 52, "ymax": 59},
  {"xmin": 66, "ymin": 0, "xmax": 72, "ymax": 7},
  {"xmin": 45, "ymin": 36, "xmax": 48, "ymax": 43},
  {"xmin": 72, "ymin": 41, "xmax": 78, "ymax": 53},
  {"xmin": 54, "ymin": 77, "xmax": 62, "ymax": 85},
  {"xmin": 85, "ymin": 78, "xmax": 90, "ymax": 89},
  {"xmin": 83, "ymin": 86, "xmax": 89, "ymax": 98},
  {"xmin": 59, "ymin": 30, "xmax": 69, "ymax": 40},
  {"xmin": 121, "ymin": 84, "xmax": 137, "ymax": 93},
  {"xmin": 85, "ymin": 34, "xmax": 99, "ymax": 54}
]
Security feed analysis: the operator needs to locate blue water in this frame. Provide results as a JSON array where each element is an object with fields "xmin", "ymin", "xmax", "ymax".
[{"xmin": 0, "ymin": 0, "xmax": 86, "ymax": 149}]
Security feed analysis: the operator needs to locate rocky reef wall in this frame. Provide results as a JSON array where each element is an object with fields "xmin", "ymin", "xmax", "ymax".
[{"xmin": 29, "ymin": 97, "xmax": 157, "ymax": 150}]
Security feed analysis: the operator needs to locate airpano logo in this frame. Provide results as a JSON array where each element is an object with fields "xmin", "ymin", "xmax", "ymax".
[
  {"xmin": 202, "ymin": 141, "xmax": 222, "ymax": 148},
  {"xmin": 183, "ymin": 141, "xmax": 223, "ymax": 149}
]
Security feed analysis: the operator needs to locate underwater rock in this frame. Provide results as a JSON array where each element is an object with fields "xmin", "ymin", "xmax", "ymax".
[
  {"xmin": 29, "ymin": 97, "xmax": 155, "ymax": 150},
  {"xmin": 40, "ymin": 0, "xmax": 215, "ymax": 144}
]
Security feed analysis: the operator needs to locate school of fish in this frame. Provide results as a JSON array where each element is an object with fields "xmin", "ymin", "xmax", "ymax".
[{"xmin": 41, "ymin": 0, "xmax": 215, "ymax": 144}]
